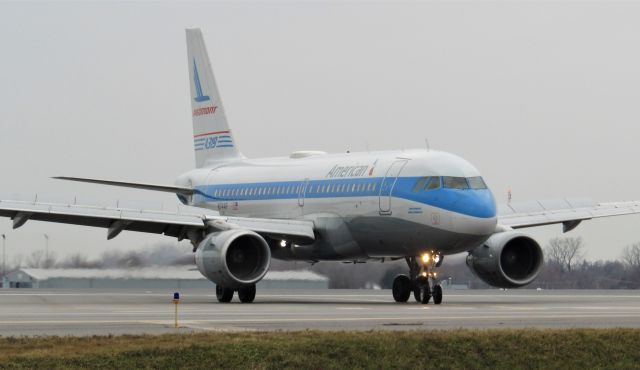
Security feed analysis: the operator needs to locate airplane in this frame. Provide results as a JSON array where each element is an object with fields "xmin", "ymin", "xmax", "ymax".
[{"xmin": 2, "ymin": 28, "xmax": 640, "ymax": 304}]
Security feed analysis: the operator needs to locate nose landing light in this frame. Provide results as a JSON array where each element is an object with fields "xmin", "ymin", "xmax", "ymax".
[{"xmin": 421, "ymin": 251, "xmax": 443, "ymax": 267}]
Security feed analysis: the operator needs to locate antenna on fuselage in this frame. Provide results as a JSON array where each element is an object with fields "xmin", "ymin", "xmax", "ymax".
[{"xmin": 424, "ymin": 138, "xmax": 431, "ymax": 152}]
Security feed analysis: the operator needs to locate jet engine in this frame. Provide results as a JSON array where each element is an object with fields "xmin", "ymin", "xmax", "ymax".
[
  {"xmin": 466, "ymin": 231, "xmax": 544, "ymax": 288},
  {"xmin": 195, "ymin": 229, "xmax": 271, "ymax": 288}
]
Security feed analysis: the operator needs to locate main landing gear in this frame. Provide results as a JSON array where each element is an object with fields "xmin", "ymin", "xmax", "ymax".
[
  {"xmin": 216, "ymin": 284, "xmax": 257, "ymax": 303},
  {"xmin": 392, "ymin": 252, "xmax": 443, "ymax": 304}
]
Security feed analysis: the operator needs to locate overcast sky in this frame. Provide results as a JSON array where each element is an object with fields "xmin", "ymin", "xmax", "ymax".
[{"xmin": 1, "ymin": 0, "xmax": 640, "ymax": 263}]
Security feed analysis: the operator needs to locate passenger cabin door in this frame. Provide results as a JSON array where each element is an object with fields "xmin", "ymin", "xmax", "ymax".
[
  {"xmin": 378, "ymin": 160, "xmax": 408, "ymax": 215},
  {"xmin": 298, "ymin": 178, "xmax": 309, "ymax": 207}
]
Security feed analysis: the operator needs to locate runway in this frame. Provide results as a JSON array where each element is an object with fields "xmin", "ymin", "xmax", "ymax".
[{"xmin": 0, "ymin": 289, "xmax": 639, "ymax": 336}]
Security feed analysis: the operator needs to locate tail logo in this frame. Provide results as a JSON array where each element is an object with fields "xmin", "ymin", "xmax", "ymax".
[{"xmin": 193, "ymin": 59, "xmax": 210, "ymax": 103}]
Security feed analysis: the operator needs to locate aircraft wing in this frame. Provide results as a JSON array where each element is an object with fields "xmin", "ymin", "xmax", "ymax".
[
  {"xmin": 498, "ymin": 198, "xmax": 640, "ymax": 232},
  {"xmin": 0, "ymin": 199, "xmax": 315, "ymax": 244}
]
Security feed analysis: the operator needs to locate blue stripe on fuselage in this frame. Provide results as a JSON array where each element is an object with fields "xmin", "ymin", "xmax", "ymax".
[{"xmin": 193, "ymin": 176, "xmax": 496, "ymax": 218}]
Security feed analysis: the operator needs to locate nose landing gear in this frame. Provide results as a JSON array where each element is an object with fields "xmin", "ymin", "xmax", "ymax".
[{"xmin": 391, "ymin": 253, "xmax": 443, "ymax": 304}]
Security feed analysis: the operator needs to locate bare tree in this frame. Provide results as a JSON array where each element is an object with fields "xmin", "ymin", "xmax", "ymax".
[
  {"xmin": 545, "ymin": 237, "xmax": 586, "ymax": 272},
  {"xmin": 26, "ymin": 250, "xmax": 58, "ymax": 268},
  {"xmin": 59, "ymin": 253, "xmax": 100, "ymax": 269},
  {"xmin": 621, "ymin": 243, "xmax": 640, "ymax": 270},
  {"xmin": 42, "ymin": 251, "xmax": 57, "ymax": 269},
  {"xmin": 26, "ymin": 250, "xmax": 44, "ymax": 268},
  {"xmin": 11, "ymin": 254, "xmax": 23, "ymax": 271}
]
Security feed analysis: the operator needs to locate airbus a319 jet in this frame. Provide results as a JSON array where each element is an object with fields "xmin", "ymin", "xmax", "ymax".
[{"xmin": 2, "ymin": 29, "xmax": 640, "ymax": 304}]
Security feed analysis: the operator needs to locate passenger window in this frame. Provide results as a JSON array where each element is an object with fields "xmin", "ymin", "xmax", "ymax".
[
  {"xmin": 467, "ymin": 177, "xmax": 487, "ymax": 189},
  {"xmin": 412, "ymin": 177, "xmax": 429, "ymax": 192},
  {"xmin": 443, "ymin": 177, "xmax": 469, "ymax": 189}
]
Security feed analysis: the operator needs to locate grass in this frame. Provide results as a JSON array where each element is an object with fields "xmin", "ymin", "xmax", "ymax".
[{"xmin": 0, "ymin": 329, "xmax": 639, "ymax": 369}]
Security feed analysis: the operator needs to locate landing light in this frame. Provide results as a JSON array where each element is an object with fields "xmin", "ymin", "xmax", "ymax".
[
  {"xmin": 421, "ymin": 253, "xmax": 430, "ymax": 264},
  {"xmin": 280, "ymin": 240, "xmax": 287, "ymax": 247},
  {"xmin": 434, "ymin": 255, "xmax": 441, "ymax": 264}
]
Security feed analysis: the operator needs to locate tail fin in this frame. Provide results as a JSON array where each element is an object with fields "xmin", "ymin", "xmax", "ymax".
[{"xmin": 186, "ymin": 28, "xmax": 243, "ymax": 167}]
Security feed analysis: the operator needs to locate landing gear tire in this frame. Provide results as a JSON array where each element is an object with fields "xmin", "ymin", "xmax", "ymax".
[
  {"xmin": 420, "ymin": 285, "xmax": 431, "ymax": 304},
  {"xmin": 238, "ymin": 284, "xmax": 257, "ymax": 303},
  {"xmin": 413, "ymin": 276, "xmax": 431, "ymax": 304},
  {"xmin": 413, "ymin": 287, "xmax": 421, "ymax": 302},
  {"xmin": 432, "ymin": 284, "xmax": 443, "ymax": 305},
  {"xmin": 392, "ymin": 274, "xmax": 411, "ymax": 303},
  {"xmin": 216, "ymin": 285, "xmax": 234, "ymax": 303}
]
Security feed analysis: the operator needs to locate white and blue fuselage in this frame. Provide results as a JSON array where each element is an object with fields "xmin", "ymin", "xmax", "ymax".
[{"xmin": 177, "ymin": 149, "xmax": 497, "ymax": 261}]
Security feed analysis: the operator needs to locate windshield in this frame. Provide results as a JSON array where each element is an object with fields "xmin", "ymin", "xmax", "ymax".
[{"xmin": 443, "ymin": 177, "xmax": 469, "ymax": 190}]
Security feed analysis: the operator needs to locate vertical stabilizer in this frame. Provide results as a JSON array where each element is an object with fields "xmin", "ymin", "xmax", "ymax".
[{"xmin": 186, "ymin": 28, "xmax": 242, "ymax": 167}]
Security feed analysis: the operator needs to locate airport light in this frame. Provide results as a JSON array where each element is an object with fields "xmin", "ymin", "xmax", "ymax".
[{"xmin": 173, "ymin": 292, "xmax": 180, "ymax": 329}]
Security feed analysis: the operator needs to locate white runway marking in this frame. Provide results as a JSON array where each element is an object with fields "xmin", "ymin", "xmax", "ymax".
[{"xmin": 1, "ymin": 289, "xmax": 639, "ymax": 335}]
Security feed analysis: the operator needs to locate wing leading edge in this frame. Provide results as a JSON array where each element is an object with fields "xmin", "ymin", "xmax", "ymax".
[
  {"xmin": 0, "ymin": 199, "xmax": 315, "ymax": 244},
  {"xmin": 498, "ymin": 199, "xmax": 640, "ymax": 232}
]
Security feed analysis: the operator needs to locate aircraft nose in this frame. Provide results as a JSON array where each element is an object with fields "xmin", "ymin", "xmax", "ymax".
[
  {"xmin": 447, "ymin": 188, "xmax": 496, "ymax": 219},
  {"xmin": 466, "ymin": 189, "xmax": 498, "ymax": 235},
  {"xmin": 470, "ymin": 189, "xmax": 497, "ymax": 219}
]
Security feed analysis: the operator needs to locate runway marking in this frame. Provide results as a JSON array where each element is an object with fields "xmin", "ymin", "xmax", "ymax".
[
  {"xmin": 336, "ymin": 307, "xmax": 370, "ymax": 310},
  {"xmin": 2, "ymin": 313, "xmax": 639, "ymax": 327}
]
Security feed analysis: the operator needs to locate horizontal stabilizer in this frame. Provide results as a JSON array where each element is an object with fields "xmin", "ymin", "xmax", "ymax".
[{"xmin": 52, "ymin": 176, "xmax": 194, "ymax": 195}]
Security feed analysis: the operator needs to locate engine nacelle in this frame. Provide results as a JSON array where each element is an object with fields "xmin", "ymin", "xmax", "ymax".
[
  {"xmin": 195, "ymin": 230, "xmax": 271, "ymax": 288},
  {"xmin": 466, "ymin": 231, "xmax": 544, "ymax": 288}
]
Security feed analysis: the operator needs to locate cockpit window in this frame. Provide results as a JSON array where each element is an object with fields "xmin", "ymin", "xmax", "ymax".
[
  {"xmin": 412, "ymin": 177, "xmax": 429, "ymax": 192},
  {"xmin": 467, "ymin": 176, "xmax": 488, "ymax": 189},
  {"xmin": 413, "ymin": 176, "xmax": 442, "ymax": 192},
  {"xmin": 443, "ymin": 176, "xmax": 469, "ymax": 189},
  {"xmin": 425, "ymin": 176, "xmax": 441, "ymax": 191}
]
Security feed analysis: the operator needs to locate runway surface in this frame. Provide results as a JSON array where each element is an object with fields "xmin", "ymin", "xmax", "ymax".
[{"xmin": 0, "ymin": 289, "xmax": 639, "ymax": 336}]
